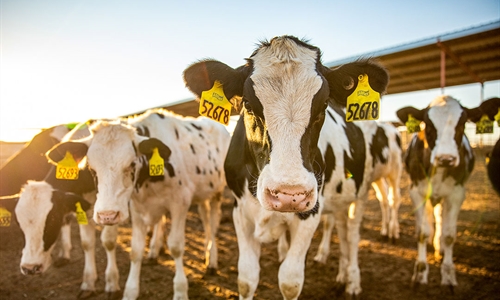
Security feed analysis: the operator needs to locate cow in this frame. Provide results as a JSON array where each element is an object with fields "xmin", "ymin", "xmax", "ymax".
[
  {"xmin": 46, "ymin": 109, "xmax": 230, "ymax": 300},
  {"xmin": 1, "ymin": 125, "xmax": 123, "ymax": 299},
  {"xmin": 396, "ymin": 95, "xmax": 483, "ymax": 290},
  {"xmin": 183, "ymin": 35, "xmax": 389, "ymax": 299},
  {"xmin": 477, "ymin": 97, "xmax": 500, "ymax": 195},
  {"xmin": 313, "ymin": 122, "xmax": 403, "ymax": 264},
  {"xmin": 0, "ymin": 124, "xmax": 84, "ymax": 266}
]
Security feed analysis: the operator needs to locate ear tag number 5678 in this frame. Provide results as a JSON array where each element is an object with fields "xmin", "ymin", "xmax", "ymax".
[
  {"xmin": 346, "ymin": 74, "xmax": 380, "ymax": 122},
  {"xmin": 199, "ymin": 80, "xmax": 232, "ymax": 125}
]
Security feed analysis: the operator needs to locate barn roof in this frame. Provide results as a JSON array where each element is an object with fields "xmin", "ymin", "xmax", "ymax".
[{"xmin": 128, "ymin": 20, "xmax": 500, "ymax": 118}]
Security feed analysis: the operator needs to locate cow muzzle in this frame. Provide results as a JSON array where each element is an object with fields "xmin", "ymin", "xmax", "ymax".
[
  {"xmin": 265, "ymin": 186, "xmax": 315, "ymax": 212},
  {"xmin": 96, "ymin": 210, "xmax": 121, "ymax": 225},
  {"xmin": 435, "ymin": 154, "xmax": 458, "ymax": 167},
  {"xmin": 21, "ymin": 263, "xmax": 43, "ymax": 275}
]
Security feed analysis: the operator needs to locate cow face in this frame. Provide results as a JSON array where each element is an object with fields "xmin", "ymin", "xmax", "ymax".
[
  {"xmin": 397, "ymin": 95, "xmax": 482, "ymax": 167},
  {"xmin": 46, "ymin": 121, "xmax": 172, "ymax": 225},
  {"xmin": 184, "ymin": 36, "xmax": 389, "ymax": 213},
  {"xmin": 14, "ymin": 181, "xmax": 90, "ymax": 275}
]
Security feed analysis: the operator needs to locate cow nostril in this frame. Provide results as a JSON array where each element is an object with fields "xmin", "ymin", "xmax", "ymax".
[{"xmin": 22, "ymin": 264, "xmax": 42, "ymax": 275}]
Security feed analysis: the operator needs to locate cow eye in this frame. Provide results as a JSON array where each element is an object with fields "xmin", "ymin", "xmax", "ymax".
[
  {"xmin": 243, "ymin": 99, "xmax": 253, "ymax": 114},
  {"xmin": 342, "ymin": 77, "xmax": 354, "ymax": 90}
]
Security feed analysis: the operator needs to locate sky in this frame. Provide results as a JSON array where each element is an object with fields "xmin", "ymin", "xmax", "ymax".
[{"xmin": 1, "ymin": 0, "xmax": 499, "ymax": 142}]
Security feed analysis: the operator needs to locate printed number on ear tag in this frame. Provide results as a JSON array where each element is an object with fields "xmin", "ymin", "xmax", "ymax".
[
  {"xmin": 0, "ymin": 207, "xmax": 11, "ymax": 227},
  {"xmin": 56, "ymin": 152, "xmax": 79, "ymax": 180},
  {"xmin": 346, "ymin": 74, "xmax": 380, "ymax": 122},
  {"xmin": 75, "ymin": 202, "xmax": 88, "ymax": 225},
  {"xmin": 199, "ymin": 80, "xmax": 232, "ymax": 125},
  {"xmin": 149, "ymin": 147, "xmax": 164, "ymax": 176},
  {"xmin": 406, "ymin": 114, "xmax": 422, "ymax": 133},
  {"xmin": 476, "ymin": 115, "xmax": 493, "ymax": 134}
]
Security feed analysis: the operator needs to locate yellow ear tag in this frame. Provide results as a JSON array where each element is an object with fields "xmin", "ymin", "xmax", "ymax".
[
  {"xmin": 149, "ymin": 147, "xmax": 164, "ymax": 176},
  {"xmin": 406, "ymin": 114, "xmax": 422, "ymax": 133},
  {"xmin": 56, "ymin": 151, "xmax": 79, "ymax": 180},
  {"xmin": 476, "ymin": 114, "xmax": 493, "ymax": 134},
  {"xmin": 199, "ymin": 80, "xmax": 232, "ymax": 125},
  {"xmin": 495, "ymin": 108, "xmax": 500, "ymax": 127},
  {"xmin": 0, "ymin": 207, "xmax": 12, "ymax": 227},
  {"xmin": 346, "ymin": 74, "xmax": 381, "ymax": 122},
  {"xmin": 75, "ymin": 202, "xmax": 88, "ymax": 225}
]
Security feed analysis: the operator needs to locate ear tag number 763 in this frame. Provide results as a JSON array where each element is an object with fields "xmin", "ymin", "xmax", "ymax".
[{"xmin": 346, "ymin": 74, "xmax": 380, "ymax": 122}]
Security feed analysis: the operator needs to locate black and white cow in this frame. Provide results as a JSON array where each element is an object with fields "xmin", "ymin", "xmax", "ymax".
[
  {"xmin": 477, "ymin": 97, "xmax": 500, "ymax": 195},
  {"xmin": 2, "ymin": 125, "xmax": 123, "ymax": 299},
  {"xmin": 313, "ymin": 122, "xmax": 402, "ymax": 264},
  {"xmin": 184, "ymin": 36, "xmax": 389, "ymax": 299},
  {"xmin": 396, "ymin": 95, "xmax": 483, "ymax": 289},
  {"xmin": 46, "ymin": 109, "xmax": 230, "ymax": 300},
  {"xmin": 0, "ymin": 124, "xmax": 71, "ymax": 197},
  {"xmin": 0, "ymin": 124, "xmax": 83, "ymax": 266}
]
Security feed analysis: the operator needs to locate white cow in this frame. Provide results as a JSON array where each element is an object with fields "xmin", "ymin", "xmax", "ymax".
[{"xmin": 47, "ymin": 109, "xmax": 230, "ymax": 300}]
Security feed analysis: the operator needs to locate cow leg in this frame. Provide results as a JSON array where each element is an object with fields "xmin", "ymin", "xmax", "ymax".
[
  {"xmin": 433, "ymin": 203, "xmax": 443, "ymax": 259},
  {"xmin": 278, "ymin": 213, "xmax": 321, "ymax": 300},
  {"xmin": 101, "ymin": 224, "xmax": 120, "ymax": 298},
  {"xmin": 440, "ymin": 189, "xmax": 464, "ymax": 287},
  {"xmin": 333, "ymin": 207, "xmax": 349, "ymax": 286},
  {"xmin": 410, "ymin": 189, "xmax": 432, "ymax": 286},
  {"xmin": 168, "ymin": 202, "xmax": 189, "ymax": 300},
  {"xmin": 387, "ymin": 172, "xmax": 402, "ymax": 240},
  {"xmin": 123, "ymin": 209, "xmax": 148, "ymax": 300},
  {"xmin": 54, "ymin": 219, "xmax": 72, "ymax": 267},
  {"xmin": 277, "ymin": 231, "xmax": 289, "ymax": 262},
  {"xmin": 77, "ymin": 222, "xmax": 97, "ymax": 298},
  {"xmin": 233, "ymin": 204, "xmax": 261, "ymax": 300},
  {"xmin": 146, "ymin": 216, "xmax": 166, "ymax": 264},
  {"xmin": 313, "ymin": 213, "xmax": 335, "ymax": 264},
  {"xmin": 345, "ymin": 200, "xmax": 365, "ymax": 296},
  {"xmin": 372, "ymin": 179, "xmax": 389, "ymax": 238},
  {"xmin": 197, "ymin": 196, "xmax": 220, "ymax": 274}
]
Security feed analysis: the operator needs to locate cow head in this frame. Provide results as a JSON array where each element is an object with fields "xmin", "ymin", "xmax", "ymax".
[
  {"xmin": 13, "ymin": 181, "xmax": 90, "ymax": 275},
  {"xmin": 397, "ymin": 95, "xmax": 483, "ymax": 167},
  {"xmin": 46, "ymin": 121, "xmax": 172, "ymax": 225},
  {"xmin": 184, "ymin": 36, "xmax": 389, "ymax": 213}
]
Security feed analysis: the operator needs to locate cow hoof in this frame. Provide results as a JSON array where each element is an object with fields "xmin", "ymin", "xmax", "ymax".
[
  {"xmin": 106, "ymin": 290, "xmax": 123, "ymax": 300},
  {"xmin": 77, "ymin": 290, "xmax": 97, "ymax": 299},
  {"xmin": 143, "ymin": 257, "xmax": 158, "ymax": 265},
  {"xmin": 53, "ymin": 258, "xmax": 70, "ymax": 268},
  {"xmin": 445, "ymin": 284, "xmax": 455, "ymax": 295},
  {"xmin": 345, "ymin": 292, "xmax": 361, "ymax": 300},
  {"xmin": 391, "ymin": 237, "xmax": 397, "ymax": 244}
]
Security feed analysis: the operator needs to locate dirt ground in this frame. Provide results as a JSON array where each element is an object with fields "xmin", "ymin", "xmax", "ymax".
[{"xmin": 0, "ymin": 143, "xmax": 499, "ymax": 300}]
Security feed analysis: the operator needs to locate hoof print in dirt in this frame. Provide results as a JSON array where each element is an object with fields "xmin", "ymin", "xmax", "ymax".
[
  {"xmin": 77, "ymin": 290, "xmax": 97, "ymax": 299},
  {"xmin": 53, "ymin": 258, "xmax": 70, "ymax": 268},
  {"xmin": 106, "ymin": 290, "xmax": 123, "ymax": 300}
]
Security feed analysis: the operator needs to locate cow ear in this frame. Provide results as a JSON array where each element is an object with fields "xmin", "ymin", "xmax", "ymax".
[
  {"xmin": 396, "ymin": 106, "xmax": 425, "ymax": 123},
  {"xmin": 46, "ymin": 141, "xmax": 89, "ymax": 165},
  {"xmin": 53, "ymin": 190, "xmax": 91, "ymax": 212},
  {"xmin": 323, "ymin": 59, "xmax": 389, "ymax": 106},
  {"xmin": 138, "ymin": 138, "xmax": 172, "ymax": 160},
  {"xmin": 479, "ymin": 97, "xmax": 500, "ymax": 120},
  {"xmin": 0, "ymin": 195, "xmax": 20, "ymax": 214},
  {"xmin": 464, "ymin": 107, "xmax": 484, "ymax": 123},
  {"xmin": 183, "ymin": 59, "xmax": 249, "ymax": 101}
]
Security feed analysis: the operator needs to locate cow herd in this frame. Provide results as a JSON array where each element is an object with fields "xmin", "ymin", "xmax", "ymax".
[{"xmin": 1, "ymin": 36, "xmax": 499, "ymax": 300}]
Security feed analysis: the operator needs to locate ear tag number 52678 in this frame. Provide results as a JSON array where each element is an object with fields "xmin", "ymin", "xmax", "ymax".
[
  {"xmin": 199, "ymin": 80, "xmax": 232, "ymax": 125},
  {"xmin": 346, "ymin": 74, "xmax": 380, "ymax": 122},
  {"xmin": 149, "ymin": 147, "xmax": 164, "ymax": 176}
]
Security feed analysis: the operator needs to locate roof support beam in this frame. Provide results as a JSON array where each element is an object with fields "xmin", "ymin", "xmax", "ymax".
[{"xmin": 436, "ymin": 40, "xmax": 484, "ymax": 84}]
